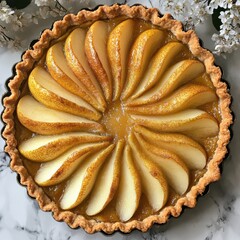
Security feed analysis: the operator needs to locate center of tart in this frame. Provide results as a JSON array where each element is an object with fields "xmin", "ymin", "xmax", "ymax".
[{"xmin": 101, "ymin": 100, "xmax": 132, "ymax": 140}]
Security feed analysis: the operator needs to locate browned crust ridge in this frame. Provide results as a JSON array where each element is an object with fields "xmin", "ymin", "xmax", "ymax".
[{"xmin": 2, "ymin": 4, "xmax": 232, "ymax": 234}]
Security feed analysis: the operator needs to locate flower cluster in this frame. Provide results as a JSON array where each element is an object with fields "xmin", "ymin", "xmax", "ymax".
[
  {"xmin": 0, "ymin": 0, "xmax": 239, "ymax": 55},
  {"xmin": 209, "ymin": 1, "xmax": 240, "ymax": 54},
  {"xmin": 160, "ymin": 0, "xmax": 209, "ymax": 29},
  {"xmin": 160, "ymin": 0, "xmax": 240, "ymax": 55},
  {"xmin": 0, "ymin": 0, "xmax": 72, "ymax": 49}
]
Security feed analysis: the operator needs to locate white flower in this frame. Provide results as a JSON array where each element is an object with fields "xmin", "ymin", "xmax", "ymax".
[
  {"xmin": 0, "ymin": 1, "xmax": 16, "ymax": 24},
  {"xmin": 37, "ymin": 6, "xmax": 50, "ymax": 19},
  {"xmin": 219, "ymin": 0, "xmax": 234, "ymax": 9},
  {"xmin": 207, "ymin": 0, "xmax": 221, "ymax": 14}
]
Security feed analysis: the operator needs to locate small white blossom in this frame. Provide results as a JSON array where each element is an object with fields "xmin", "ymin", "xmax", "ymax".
[
  {"xmin": 218, "ymin": 0, "xmax": 234, "ymax": 9},
  {"xmin": 37, "ymin": 6, "xmax": 51, "ymax": 19},
  {"xmin": 207, "ymin": 0, "xmax": 220, "ymax": 14}
]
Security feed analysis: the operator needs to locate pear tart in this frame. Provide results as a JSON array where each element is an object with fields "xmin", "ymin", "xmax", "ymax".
[{"xmin": 2, "ymin": 5, "xmax": 232, "ymax": 233}]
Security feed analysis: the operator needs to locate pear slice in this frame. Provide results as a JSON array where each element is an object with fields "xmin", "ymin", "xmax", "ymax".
[
  {"xmin": 130, "ymin": 109, "xmax": 219, "ymax": 139},
  {"xmin": 17, "ymin": 95, "xmax": 104, "ymax": 135},
  {"xmin": 46, "ymin": 42, "xmax": 101, "ymax": 111},
  {"xmin": 107, "ymin": 19, "xmax": 135, "ymax": 101},
  {"xmin": 60, "ymin": 144, "xmax": 115, "ymax": 210},
  {"xmin": 128, "ymin": 133, "xmax": 168, "ymax": 211},
  {"xmin": 131, "ymin": 42, "xmax": 184, "ymax": 99},
  {"xmin": 128, "ymin": 60, "xmax": 205, "ymax": 106},
  {"xmin": 65, "ymin": 28, "xmax": 106, "ymax": 111},
  {"xmin": 134, "ymin": 125, "xmax": 207, "ymax": 169},
  {"xmin": 122, "ymin": 29, "xmax": 165, "ymax": 100},
  {"xmin": 116, "ymin": 144, "xmax": 141, "ymax": 222},
  {"xmin": 35, "ymin": 141, "xmax": 109, "ymax": 186},
  {"xmin": 126, "ymin": 84, "xmax": 217, "ymax": 115},
  {"xmin": 19, "ymin": 132, "xmax": 111, "ymax": 162},
  {"xmin": 135, "ymin": 133, "xmax": 189, "ymax": 195},
  {"xmin": 86, "ymin": 139, "xmax": 125, "ymax": 216},
  {"xmin": 85, "ymin": 21, "xmax": 112, "ymax": 101},
  {"xmin": 28, "ymin": 66, "xmax": 101, "ymax": 121}
]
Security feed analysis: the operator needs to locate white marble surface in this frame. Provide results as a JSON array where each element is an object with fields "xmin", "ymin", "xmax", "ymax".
[{"xmin": 0, "ymin": 0, "xmax": 240, "ymax": 239}]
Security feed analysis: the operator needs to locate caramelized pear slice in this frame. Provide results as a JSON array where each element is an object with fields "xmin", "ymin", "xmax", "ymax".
[
  {"xmin": 122, "ymin": 29, "xmax": 165, "ymax": 100},
  {"xmin": 86, "ymin": 140, "xmax": 125, "ymax": 216},
  {"xmin": 134, "ymin": 125, "xmax": 207, "ymax": 169},
  {"xmin": 17, "ymin": 96, "xmax": 104, "ymax": 135},
  {"xmin": 131, "ymin": 42, "xmax": 184, "ymax": 99},
  {"xmin": 116, "ymin": 144, "xmax": 141, "ymax": 221},
  {"xmin": 35, "ymin": 142, "xmax": 109, "ymax": 186},
  {"xmin": 65, "ymin": 28, "xmax": 106, "ymax": 111},
  {"xmin": 19, "ymin": 132, "xmax": 111, "ymax": 162},
  {"xmin": 129, "ymin": 60, "xmax": 205, "ymax": 106},
  {"xmin": 126, "ymin": 84, "xmax": 217, "ymax": 115},
  {"xmin": 60, "ymin": 144, "xmax": 115, "ymax": 210},
  {"xmin": 128, "ymin": 133, "xmax": 168, "ymax": 211},
  {"xmin": 85, "ymin": 21, "xmax": 112, "ymax": 101},
  {"xmin": 28, "ymin": 66, "xmax": 101, "ymax": 121},
  {"xmin": 46, "ymin": 42, "xmax": 100, "ymax": 111},
  {"xmin": 131, "ymin": 109, "xmax": 219, "ymax": 139},
  {"xmin": 107, "ymin": 19, "xmax": 135, "ymax": 101},
  {"xmin": 135, "ymin": 133, "xmax": 189, "ymax": 195}
]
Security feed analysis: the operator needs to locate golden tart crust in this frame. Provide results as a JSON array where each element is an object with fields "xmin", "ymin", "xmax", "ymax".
[{"xmin": 2, "ymin": 4, "xmax": 232, "ymax": 233}]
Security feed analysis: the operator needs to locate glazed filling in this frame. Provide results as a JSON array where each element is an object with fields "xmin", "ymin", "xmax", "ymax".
[{"xmin": 15, "ymin": 18, "xmax": 221, "ymax": 222}]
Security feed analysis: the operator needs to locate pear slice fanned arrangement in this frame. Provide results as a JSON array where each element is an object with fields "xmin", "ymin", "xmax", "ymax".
[
  {"xmin": 35, "ymin": 141, "xmax": 110, "ymax": 186},
  {"xmin": 17, "ymin": 96, "xmax": 104, "ymax": 134},
  {"xmin": 16, "ymin": 18, "xmax": 221, "ymax": 222},
  {"xmin": 28, "ymin": 66, "xmax": 101, "ymax": 121},
  {"xmin": 60, "ymin": 144, "xmax": 115, "ymax": 210},
  {"xmin": 19, "ymin": 132, "xmax": 112, "ymax": 162}
]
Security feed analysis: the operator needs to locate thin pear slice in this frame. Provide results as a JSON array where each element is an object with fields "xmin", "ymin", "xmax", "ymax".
[
  {"xmin": 135, "ymin": 133, "xmax": 189, "ymax": 195},
  {"xmin": 116, "ymin": 144, "xmax": 141, "ymax": 222},
  {"xmin": 131, "ymin": 42, "xmax": 184, "ymax": 99},
  {"xmin": 107, "ymin": 19, "xmax": 135, "ymax": 101},
  {"xmin": 128, "ymin": 60, "xmax": 205, "ymax": 106},
  {"xmin": 46, "ymin": 42, "xmax": 101, "ymax": 111},
  {"xmin": 28, "ymin": 66, "xmax": 101, "ymax": 121},
  {"xmin": 60, "ymin": 144, "xmax": 115, "ymax": 210},
  {"xmin": 128, "ymin": 133, "xmax": 168, "ymax": 211},
  {"xmin": 19, "ymin": 132, "xmax": 112, "ymax": 162},
  {"xmin": 122, "ymin": 29, "xmax": 165, "ymax": 100},
  {"xmin": 86, "ymin": 139, "xmax": 125, "ymax": 216},
  {"xmin": 65, "ymin": 28, "xmax": 106, "ymax": 111},
  {"xmin": 35, "ymin": 141, "xmax": 109, "ymax": 186},
  {"xmin": 85, "ymin": 21, "xmax": 112, "ymax": 101},
  {"xmin": 134, "ymin": 125, "xmax": 207, "ymax": 169},
  {"xmin": 17, "ymin": 96, "xmax": 104, "ymax": 135},
  {"xmin": 130, "ymin": 109, "xmax": 219, "ymax": 139},
  {"xmin": 126, "ymin": 84, "xmax": 217, "ymax": 115}
]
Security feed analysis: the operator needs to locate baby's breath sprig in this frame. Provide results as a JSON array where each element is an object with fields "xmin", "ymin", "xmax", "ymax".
[
  {"xmin": 0, "ymin": 0, "xmax": 239, "ymax": 56},
  {"xmin": 0, "ymin": 25, "xmax": 25, "ymax": 49},
  {"xmin": 35, "ymin": 0, "xmax": 68, "ymax": 19},
  {"xmin": 160, "ymin": 0, "xmax": 240, "ymax": 56},
  {"xmin": 0, "ymin": 0, "xmax": 71, "ymax": 49}
]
